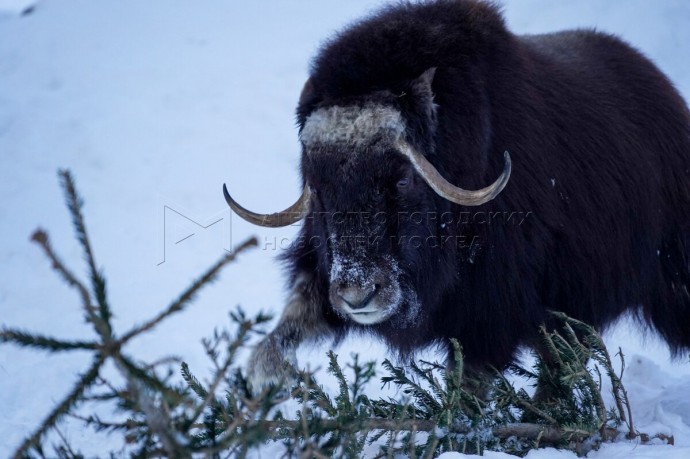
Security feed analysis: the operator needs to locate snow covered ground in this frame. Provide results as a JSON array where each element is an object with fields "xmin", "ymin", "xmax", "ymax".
[{"xmin": 1, "ymin": 0, "xmax": 690, "ymax": 457}]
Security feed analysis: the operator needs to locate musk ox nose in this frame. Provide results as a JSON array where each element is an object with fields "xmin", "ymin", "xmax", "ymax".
[{"xmin": 332, "ymin": 282, "xmax": 381, "ymax": 310}]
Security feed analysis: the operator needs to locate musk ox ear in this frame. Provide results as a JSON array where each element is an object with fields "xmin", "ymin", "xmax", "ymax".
[
  {"xmin": 403, "ymin": 67, "xmax": 438, "ymax": 148},
  {"xmin": 409, "ymin": 67, "xmax": 437, "ymax": 102},
  {"xmin": 299, "ymin": 77, "xmax": 315, "ymax": 106},
  {"xmin": 297, "ymin": 77, "xmax": 320, "ymax": 127}
]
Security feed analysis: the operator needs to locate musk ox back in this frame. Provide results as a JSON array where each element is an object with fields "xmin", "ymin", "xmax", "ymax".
[{"xmin": 224, "ymin": 0, "xmax": 690, "ymax": 391}]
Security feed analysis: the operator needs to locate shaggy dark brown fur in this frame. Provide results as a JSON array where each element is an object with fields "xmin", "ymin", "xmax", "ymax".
[{"xmin": 244, "ymin": 0, "xmax": 690, "ymax": 387}]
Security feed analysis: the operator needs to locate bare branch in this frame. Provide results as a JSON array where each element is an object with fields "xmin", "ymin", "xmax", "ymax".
[
  {"xmin": 12, "ymin": 354, "xmax": 104, "ymax": 459},
  {"xmin": 118, "ymin": 237, "xmax": 258, "ymax": 345},
  {"xmin": 0, "ymin": 328, "xmax": 97, "ymax": 352}
]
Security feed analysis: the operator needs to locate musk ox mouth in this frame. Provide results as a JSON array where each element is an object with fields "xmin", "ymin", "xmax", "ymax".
[
  {"xmin": 346, "ymin": 309, "xmax": 391, "ymax": 325},
  {"xmin": 338, "ymin": 285, "xmax": 403, "ymax": 325},
  {"xmin": 330, "ymin": 281, "xmax": 403, "ymax": 325}
]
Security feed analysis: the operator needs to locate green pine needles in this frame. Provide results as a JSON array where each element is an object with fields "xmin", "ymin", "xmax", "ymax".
[{"xmin": 0, "ymin": 170, "xmax": 672, "ymax": 458}]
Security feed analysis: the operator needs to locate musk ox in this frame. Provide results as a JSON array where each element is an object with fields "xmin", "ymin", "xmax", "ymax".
[{"xmin": 224, "ymin": 0, "xmax": 690, "ymax": 391}]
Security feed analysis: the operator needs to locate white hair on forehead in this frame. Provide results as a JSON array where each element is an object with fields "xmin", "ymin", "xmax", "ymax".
[{"xmin": 300, "ymin": 104, "xmax": 406, "ymax": 147}]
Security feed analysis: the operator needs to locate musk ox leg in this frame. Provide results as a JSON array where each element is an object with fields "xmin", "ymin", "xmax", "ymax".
[
  {"xmin": 460, "ymin": 366, "xmax": 494, "ymax": 401},
  {"xmin": 444, "ymin": 343, "xmax": 496, "ymax": 401},
  {"xmin": 246, "ymin": 274, "xmax": 329, "ymax": 393},
  {"xmin": 649, "ymin": 232, "xmax": 690, "ymax": 354}
]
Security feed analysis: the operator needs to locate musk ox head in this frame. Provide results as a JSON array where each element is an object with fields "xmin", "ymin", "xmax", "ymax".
[{"xmin": 224, "ymin": 68, "xmax": 511, "ymax": 327}]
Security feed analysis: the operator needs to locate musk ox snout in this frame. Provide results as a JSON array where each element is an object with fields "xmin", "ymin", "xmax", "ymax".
[
  {"xmin": 332, "ymin": 280, "xmax": 382, "ymax": 310},
  {"xmin": 329, "ymin": 256, "xmax": 403, "ymax": 325}
]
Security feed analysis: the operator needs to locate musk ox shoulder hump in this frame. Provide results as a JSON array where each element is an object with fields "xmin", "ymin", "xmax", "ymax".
[{"xmin": 301, "ymin": 0, "xmax": 508, "ymax": 107}]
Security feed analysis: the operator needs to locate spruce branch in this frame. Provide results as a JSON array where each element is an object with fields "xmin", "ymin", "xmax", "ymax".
[
  {"xmin": 125, "ymin": 375, "xmax": 190, "ymax": 459},
  {"xmin": 30, "ymin": 229, "xmax": 99, "ymax": 329},
  {"xmin": 0, "ymin": 328, "xmax": 97, "ymax": 352},
  {"xmin": 181, "ymin": 362, "xmax": 209, "ymax": 400},
  {"xmin": 58, "ymin": 170, "xmax": 113, "ymax": 338},
  {"xmin": 12, "ymin": 354, "xmax": 105, "ymax": 459},
  {"xmin": 5, "ymin": 170, "xmax": 260, "ymax": 458},
  {"xmin": 550, "ymin": 312, "xmax": 635, "ymax": 438},
  {"xmin": 117, "ymin": 237, "xmax": 258, "ymax": 345},
  {"xmin": 53, "ymin": 425, "xmax": 82, "ymax": 458},
  {"xmin": 115, "ymin": 354, "xmax": 182, "ymax": 399},
  {"xmin": 182, "ymin": 350, "xmax": 235, "ymax": 431},
  {"xmin": 68, "ymin": 412, "xmax": 138, "ymax": 434}
]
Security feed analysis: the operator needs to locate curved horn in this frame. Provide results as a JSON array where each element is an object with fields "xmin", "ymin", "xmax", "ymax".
[
  {"xmin": 223, "ymin": 184, "xmax": 311, "ymax": 227},
  {"xmin": 396, "ymin": 140, "xmax": 511, "ymax": 206}
]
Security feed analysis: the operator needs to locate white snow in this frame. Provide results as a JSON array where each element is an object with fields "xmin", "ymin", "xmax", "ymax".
[
  {"xmin": 1, "ymin": 1, "xmax": 690, "ymax": 457},
  {"xmin": 0, "ymin": 0, "xmax": 36, "ymax": 15}
]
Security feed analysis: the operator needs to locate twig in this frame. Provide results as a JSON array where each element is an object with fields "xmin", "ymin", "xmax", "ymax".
[
  {"xmin": 30, "ymin": 229, "xmax": 101, "ymax": 329},
  {"xmin": 512, "ymin": 396, "xmax": 558, "ymax": 426},
  {"xmin": 0, "ymin": 328, "xmax": 97, "ymax": 352},
  {"xmin": 247, "ymin": 418, "xmax": 610, "ymax": 444},
  {"xmin": 58, "ymin": 170, "xmax": 113, "ymax": 338},
  {"xmin": 118, "ymin": 237, "xmax": 258, "ymax": 345},
  {"xmin": 58, "ymin": 170, "xmax": 99, "ymax": 298},
  {"xmin": 53, "ymin": 425, "xmax": 79, "ymax": 457},
  {"xmin": 616, "ymin": 348, "xmax": 636, "ymax": 438},
  {"xmin": 12, "ymin": 354, "xmax": 105, "ymax": 459}
]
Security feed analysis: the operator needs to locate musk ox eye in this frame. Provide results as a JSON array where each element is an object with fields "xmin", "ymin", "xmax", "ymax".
[{"xmin": 397, "ymin": 177, "xmax": 410, "ymax": 189}]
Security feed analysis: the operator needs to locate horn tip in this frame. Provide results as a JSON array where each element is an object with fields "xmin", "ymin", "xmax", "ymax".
[
  {"xmin": 502, "ymin": 151, "xmax": 512, "ymax": 175},
  {"xmin": 222, "ymin": 183, "xmax": 233, "ymax": 205}
]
